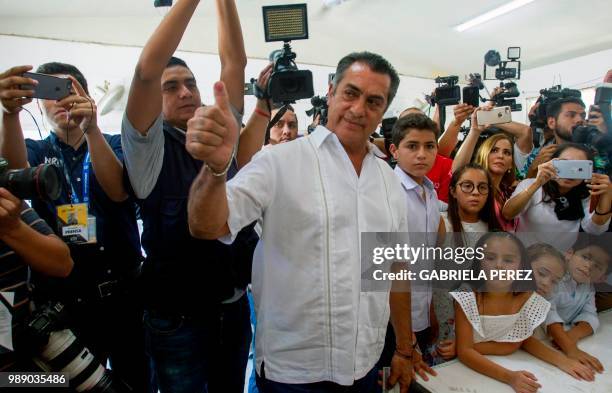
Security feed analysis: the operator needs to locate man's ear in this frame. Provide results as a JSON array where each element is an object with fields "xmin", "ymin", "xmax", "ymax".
[
  {"xmin": 389, "ymin": 143, "xmax": 399, "ymax": 160},
  {"xmin": 327, "ymin": 83, "xmax": 335, "ymax": 100}
]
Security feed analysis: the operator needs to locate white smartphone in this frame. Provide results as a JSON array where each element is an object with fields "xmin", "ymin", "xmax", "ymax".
[
  {"xmin": 553, "ymin": 160, "xmax": 593, "ymax": 179},
  {"xmin": 476, "ymin": 106, "xmax": 512, "ymax": 126}
]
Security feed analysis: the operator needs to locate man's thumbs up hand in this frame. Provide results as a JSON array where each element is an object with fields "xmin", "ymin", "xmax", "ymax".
[{"xmin": 187, "ymin": 81, "xmax": 238, "ymax": 173}]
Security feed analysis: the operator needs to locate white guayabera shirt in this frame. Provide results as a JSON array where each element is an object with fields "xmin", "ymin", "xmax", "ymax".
[{"xmin": 221, "ymin": 126, "xmax": 408, "ymax": 385}]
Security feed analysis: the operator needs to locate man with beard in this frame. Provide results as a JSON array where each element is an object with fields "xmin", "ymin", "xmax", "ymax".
[{"xmin": 524, "ymin": 97, "xmax": 586, "ymax": 178}]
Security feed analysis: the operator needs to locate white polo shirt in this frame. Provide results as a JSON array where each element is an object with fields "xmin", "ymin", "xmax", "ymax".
[{"xmin": 222, "ymin": 126, "xmax": 408, "ymax": 385}]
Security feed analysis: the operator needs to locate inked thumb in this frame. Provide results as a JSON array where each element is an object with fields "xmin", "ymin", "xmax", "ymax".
[{"xmin": 213, "ymin": 81, "xmax": 230, "ymax": 112}]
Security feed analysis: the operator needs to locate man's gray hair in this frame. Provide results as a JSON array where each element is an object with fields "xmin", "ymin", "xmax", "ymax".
[{"xmin": 332, "ymin": 51, "xmax": 400, "ymax": 110}]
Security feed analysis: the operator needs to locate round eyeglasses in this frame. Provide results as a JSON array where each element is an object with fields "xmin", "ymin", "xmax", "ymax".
[{"xmin": 458, "ymin": 181, "xmax": 490, "ymax": 195}]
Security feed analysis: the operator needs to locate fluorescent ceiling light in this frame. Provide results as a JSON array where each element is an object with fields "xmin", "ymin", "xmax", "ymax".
[{"xmin": 455, "ymin": 0, "xmax": 536, "ymax": 32}]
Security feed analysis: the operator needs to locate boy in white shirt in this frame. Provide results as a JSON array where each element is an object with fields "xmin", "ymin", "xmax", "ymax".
[{"xmin": 388, "ymin": 113, "xmax": 443, "ymax": 372}]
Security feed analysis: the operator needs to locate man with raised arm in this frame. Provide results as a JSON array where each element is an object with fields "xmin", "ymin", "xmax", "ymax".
[
  {"xmin": 187, "ymin": 52, "xmax": 415, "ymax": 393},
  {"xmin": 121, "ymin": 0, "xmax": 254, "ymax": 391}
]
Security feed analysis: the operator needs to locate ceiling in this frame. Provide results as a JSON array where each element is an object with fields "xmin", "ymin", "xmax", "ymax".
[{"xmin": 1, "ymin": 0, "xmax": 611, "ymax": 79}]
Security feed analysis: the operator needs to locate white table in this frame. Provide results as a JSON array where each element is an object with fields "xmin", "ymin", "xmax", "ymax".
[{"xmin": 417, "ymin": 310, "xmax": 612, "ymax": 393}]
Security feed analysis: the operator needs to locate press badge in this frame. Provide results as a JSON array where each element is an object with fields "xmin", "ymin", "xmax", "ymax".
[{"xmin": 57, "ymin": 203, "xmax": 96, "ymax": 244}]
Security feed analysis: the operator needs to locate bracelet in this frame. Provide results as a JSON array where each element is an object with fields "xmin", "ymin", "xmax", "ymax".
[
  {"xmin": 595, "ymin": 207, "xmax": 612, "ymax": 215},
  {"xmin": 254, "ymin": 107, "xmax": 270, "ymax": 119},
  {"xmin": 394, "ymin": 348, "xmax": 414, "ymax": 360},
  {"xmin": 204, "ymin": 144, "xmax": 236, "ymax": 177}
]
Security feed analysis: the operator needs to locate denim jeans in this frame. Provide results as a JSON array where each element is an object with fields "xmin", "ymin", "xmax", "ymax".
[
  {"xmin": 256, "ymin": 367, "xmax": 378, "ymax": 393},
  {"xmin": 144, "ymin": 294, "xmax": 251, "ymax": 393}
]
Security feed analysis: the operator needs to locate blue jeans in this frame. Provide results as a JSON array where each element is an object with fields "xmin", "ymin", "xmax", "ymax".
[
  {"xmin": 144, "ymin": 294, "xmax": 251, "ymax": 393},
  {"xmin": 256, "ymin": 367, "xmax": 378, "ymax": 393}
]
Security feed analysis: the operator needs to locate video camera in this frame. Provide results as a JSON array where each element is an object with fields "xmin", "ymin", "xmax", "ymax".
[
  {"xmin": 432, "ymin": 76, "xmax": 460, "ymax": 106},
  {"xmin": 572, "ymin": 83, "xmax": 612, "ymax": 174},
  {"xmin": 26, "ymin": 301, "xmax": 132, "ymax": 392},
  {"xmin": 492, "ymin": 81, "xmax": 522, "ymax": 112},
  {"xmin": 529, "ymin": 85, "xmax": 582, "ymax": 128},
  {"xmin": 0, "ymin": 158, "xmax": 62, "ymax": 201},
  {"xmin": 253, "ymin": 4, "xmax": 314, "ymax": 105},
  {"xmin": 483, "ymin": 47, "xmax": 522, "ymax": 112},
  {"xmin": 306, "ymin": 95, "xmax": 328, "ymax": 127}
]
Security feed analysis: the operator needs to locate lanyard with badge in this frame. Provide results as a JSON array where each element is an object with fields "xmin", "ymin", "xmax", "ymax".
[{"xmin": 53, "ymin": 144, "xmax": 97, "ymax": 244}]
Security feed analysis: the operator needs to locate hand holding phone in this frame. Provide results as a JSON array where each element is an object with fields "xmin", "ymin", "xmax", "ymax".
[
  {"xmin": 476, "ymin": 106, "xmax": 511, "ymax": 126},
  {"xmin": 0, "ymin": 65, "xmax": 38, "ymax": 114}
]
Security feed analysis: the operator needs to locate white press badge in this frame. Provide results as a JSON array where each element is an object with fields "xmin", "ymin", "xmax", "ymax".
[{"xmin": 56, "ymin": 151, "xmax": 97, "ymax": 244}]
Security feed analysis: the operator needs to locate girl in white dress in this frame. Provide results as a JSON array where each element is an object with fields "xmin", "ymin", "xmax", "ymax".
[
  {"xmin": 433, "ymin": 164, "xmax": 499, "ymax": 364},
  {"xmin": 453, "ymin": 232, "xmax": 594, "ymax": 393}
]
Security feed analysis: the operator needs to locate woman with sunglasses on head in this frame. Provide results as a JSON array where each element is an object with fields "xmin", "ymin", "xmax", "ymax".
[
  {"xmin": 452, "ymin": 108, "xmax": 520, "ymax": 231},
  {"xmin": 502, "ymin": 143, "xmax": 612, "ymax": 251}
]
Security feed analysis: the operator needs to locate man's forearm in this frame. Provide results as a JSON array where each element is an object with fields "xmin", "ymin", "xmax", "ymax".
[
  {"xmin": 438, "ymin": 120, "xmax": 461, "ymax": 157},
  {"xmin": 217, "ymin": 0, "xmax": 246, "ymax": 112},
  {"xmin": 497, "ymin": 121, "xmax": 533, "ymax": 154},
  {"xmin": 236, "ymin": 103, "xmax": 268, "ymax": 169},
  {"xmin": 85, "ymin": 128, "xmax": 128, "ymax": 202},
  {"xmin": 389, "ymin": 270, "xmax": 412, "ymax": 352},
  {"xmin": 188, "ymin": 167, "xmax": 230, "ymax": 239},
  {"xmin": 0, "ymin": 113, "xmax": 29, "ymax": 169},
  {"xmin": 1, "ymin": 221, "xmax": 72, "ymax": 277},
  {"xmin": 135, "ymin": 0, "xmax": 200, "ymax": 81}
]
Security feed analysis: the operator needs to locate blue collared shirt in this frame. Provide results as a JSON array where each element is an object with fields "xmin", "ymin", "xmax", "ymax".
[{"xmin": 545, "ymin": 273, "xmax": 599, "ymax": 332}]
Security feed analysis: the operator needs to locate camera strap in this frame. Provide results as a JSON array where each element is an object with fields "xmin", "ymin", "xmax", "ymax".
[{"xmin": 0, "ymin": 292, "xmax": 14, "ymax": 317}]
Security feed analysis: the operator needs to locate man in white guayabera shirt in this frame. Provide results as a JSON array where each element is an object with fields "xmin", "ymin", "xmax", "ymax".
[{"xmin": 186, "ymin": 52, "xmax": 415, "ymax": 393}]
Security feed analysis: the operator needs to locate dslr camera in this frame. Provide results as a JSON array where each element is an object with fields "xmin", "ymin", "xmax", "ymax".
[
  {"xmin": 26, "ymin": 301, "xmax": 132, "ymax": 392},
  {"xmin": 573, "ymin": 83, "xmax": 612, "ymax": 173},
  {"xmin": 0, "ymin": 158, "xmax": 62, "ymax": 201}
]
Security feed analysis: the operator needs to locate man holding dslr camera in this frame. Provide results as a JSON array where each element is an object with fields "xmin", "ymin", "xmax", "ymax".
[{"xmin": 0, "ymin": 64, "xmax": 147, "ymax": 391}]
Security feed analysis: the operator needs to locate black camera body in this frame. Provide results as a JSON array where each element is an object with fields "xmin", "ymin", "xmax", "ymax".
[
  {"xmin": 434, "ymin": 75, "xmax": 460, "ymax": 106},
  {"xmin": 0, "ymin": 158, "xmax": 62, "ymax": 201},
  {"xmin": 529, "ymin": 85, "xmax": 582, "ymax": 128},
  {"xmin": 267, "ymin": 44, "xmax": 314, "ymax": 104}
]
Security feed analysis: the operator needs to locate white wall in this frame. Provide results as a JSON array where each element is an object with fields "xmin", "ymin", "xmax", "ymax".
[{"xmin": 0, "ymin": 35, "xmax": 435, "ymax": 140}]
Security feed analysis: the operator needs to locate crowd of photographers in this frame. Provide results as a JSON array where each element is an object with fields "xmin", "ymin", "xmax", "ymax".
[{"xmin": 0, "ymin": 0, "xmax": 611, "ymax": 392}]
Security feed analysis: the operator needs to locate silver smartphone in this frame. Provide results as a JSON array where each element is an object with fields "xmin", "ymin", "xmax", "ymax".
[
  {"xmin": 476, "ymin": 106, "xmax": 511, "ymax": 126},
  {"xmin": 553, "ymin": 160, "xmax": 593, "ymax": 179}
]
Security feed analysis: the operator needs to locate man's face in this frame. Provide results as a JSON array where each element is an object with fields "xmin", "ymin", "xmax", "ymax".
[
  {"xmin": 548, "ymin": 102, "xmax": 586, "ymax": 142},
  {"xmin": 326, "ymin": 62, "xmax": 390, "ymax": 148},
  {"xmin": 161, "ymin": 66, "xmax": 202, "ymax": 128},
  {"xmin": 269, "ymin": 109, "xmax": 298, "ymax": 145}
]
